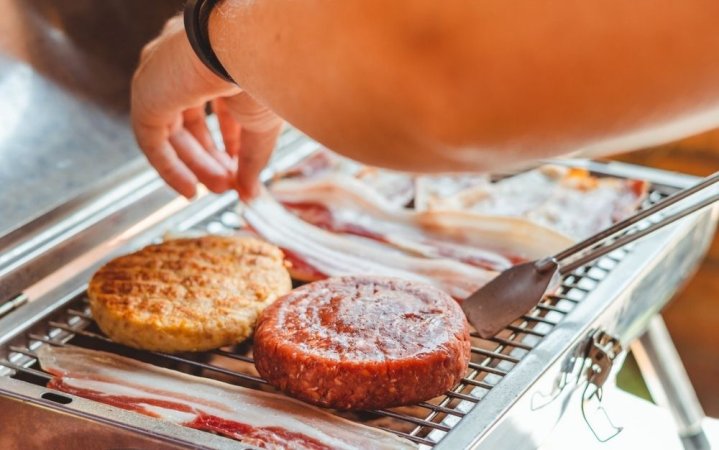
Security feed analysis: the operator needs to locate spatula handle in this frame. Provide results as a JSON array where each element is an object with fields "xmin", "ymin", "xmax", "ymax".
[
  {"xmin": 558, "ymin": 192, "xmax": 719, "ymax": 275},
  {"xmin": 555, "ymin": 171, "xmax": 719, "ymax": 263}
]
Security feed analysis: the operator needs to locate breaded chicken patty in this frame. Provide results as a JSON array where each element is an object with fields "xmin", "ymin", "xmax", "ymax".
[{"xmin": 88, "ymin": 236, "xmax": 291, "ymax": 352}]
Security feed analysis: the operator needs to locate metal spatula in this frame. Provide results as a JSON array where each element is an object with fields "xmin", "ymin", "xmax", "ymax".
[{"xmin": 463, "ymin": 171, "xmax": 719, "ymax": 339}]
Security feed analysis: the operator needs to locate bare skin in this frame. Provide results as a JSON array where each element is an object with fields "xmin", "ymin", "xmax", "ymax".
[{"xmin": 131, "ymin": 1, "xmax": 719, "ymax": 199}]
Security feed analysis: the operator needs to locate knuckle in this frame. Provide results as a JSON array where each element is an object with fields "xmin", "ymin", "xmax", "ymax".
[
  {"xmin": 131, "ymin": 120, "xmax": 161, "ymax": 151},
  {"xmin": 151, "ymin": 155, "xmax": 178, "ymax": 176},
  {"xmin": 162, "ymin": 16, "xmax": 183, "ymax": 33},
  {"xmin": 139, "ymin": 43, "xmax": 154, "ymax": 61},
  {"xmin": 132, "ymin": 130, "xmax": 156, "ymax": 155},
  {"xmin": 238, "ymin": 110, "xmax": 282, "ymax": 133},
  {"xmin": 183, "ymin": 109, "xmax": 205, "ymax": 125},
  {"xmin": 225, "ymin": 95, "xmax": 282, "ymax": 132}
]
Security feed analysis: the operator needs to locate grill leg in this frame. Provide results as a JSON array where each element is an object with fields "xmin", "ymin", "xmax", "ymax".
[{"xmin": 630, "ymin": 316, "xmax": 710, "ymax": 450}]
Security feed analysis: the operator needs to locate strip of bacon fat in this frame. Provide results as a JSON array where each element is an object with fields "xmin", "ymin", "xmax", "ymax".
[
  {"xmin": 37, "ymin": 346, "xmax": 416, "ymax": 450},
  {"xmin": 276, "ymin": 147, "xmax": 415, "ymax": 207},
  {"xmin": 244, "ymin": 186, "xmax": 496, "ymax": 299},
  {"xmin": 416, "ymin": 166, "xmax": 648, "ymax": 240},
  {"xmin": 270, "ymin": 174, "xmax": 575, "ymax": 265}
]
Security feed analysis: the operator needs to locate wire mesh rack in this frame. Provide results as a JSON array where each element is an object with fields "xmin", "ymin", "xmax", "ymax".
[{"xmin": 0, "ymin": 188, "xmax": 667, "ymax": 448}]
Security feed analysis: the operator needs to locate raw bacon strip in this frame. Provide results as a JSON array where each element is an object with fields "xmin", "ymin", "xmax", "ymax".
[
  {"xmin": 415, "ymin": 169, "xmax": 555, "ymax": 214},
  {"xmin": 270, "ymin": 174, "xmax": 574, "ymax": 264},
  {"xmin": 354, "ymin": 167, "xmax": 415, "ymax": 207},
  {"xmin": 414, "ymin": 174, "xmax": 491, "ymax": 212},
  {"xmin": 281, "ymin": 248, "xmax": 328, "ymax": 281},
  {"xmin": 416, "ymin": 166, "xmax": 649, "ymax": 240},
  {"xmin": 37, "ymin": 346, "xmax": 415, "ymax": 450},
  {"xmin": 277, "ymin": 147, "xmax": 338, "ymax": 179},
  {"xmin": 276, "ymin": 196, "xmax": 513, "ymax": 271},
  {"xmin": 275, "ymin": 147, "xmax": 415, "ymax": 208},
  {"xmin": 244, "ymin": 186, "xmax": 496, "ymax": 299},
  {"xmin": 416, "ymin": 210, "xmax": 575, "ymax": 262}
]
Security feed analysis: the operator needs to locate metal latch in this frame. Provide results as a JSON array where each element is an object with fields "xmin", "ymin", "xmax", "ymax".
[
  {"xmin": 0, "ymin": 293, "xmax": 28, "ymax": 319},
  {"xmin": 530, "ymin": 329, "xmax": 625, "ymax": 441},
  {"xmin": 581, "ymin": 330, "xmax": 624, "ymax": 442},
  {"xmin": 530, "ymin": 341, "xmax": 585, "ymax": 410}
]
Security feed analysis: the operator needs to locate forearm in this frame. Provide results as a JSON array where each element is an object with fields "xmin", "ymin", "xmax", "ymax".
[{"xmin": 210, "ymin": 0, "xmax": 719, "ymax": 172}]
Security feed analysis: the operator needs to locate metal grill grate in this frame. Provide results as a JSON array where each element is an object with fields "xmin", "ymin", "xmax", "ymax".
[{"xmin": 0, "ymin": 187, "xmax": 667, "ymax": 448}]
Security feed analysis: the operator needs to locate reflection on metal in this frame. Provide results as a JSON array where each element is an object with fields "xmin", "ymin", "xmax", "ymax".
[
  {"xmin": 580, "ymin": 330, "xmax": 624, "ymax": 442},
  {"xmin": 632, "ymin": 317, "xmax": 711, "ymax": 450},
  {"xmin": 0, "ymin": 293, "xmax": 27, "ymax": 319},
  {"xmin": 0, "ymin": 377, "xmax": 237, "ymax": 449},
  {"xmin": 0, "ymin": 160, "xmax": 171, "ymax": 301},
  {"xmin": 0, "ymin": 0, "xmax": 183, "ymax": 238},
  {"xmin": 530, "ymin": 329, "xmax": 626, "ymax": 442},
  {"xmin": 530, "ymin": 341, "xmax": 585, "ymax": 411},
  {"xmin": 0, "ymin": 63, "xmax": 32, "ymax": 144}
]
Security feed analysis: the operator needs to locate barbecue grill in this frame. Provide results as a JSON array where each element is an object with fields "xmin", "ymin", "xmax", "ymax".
[{"xmin": 0, "ymin": 128, "xmax": 716, "ymax": 449}]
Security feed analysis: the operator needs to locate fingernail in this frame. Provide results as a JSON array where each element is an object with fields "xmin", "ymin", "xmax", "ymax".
[{"xmin": 182, "ymin": 185, "xmax": 198, "ymax": 200}]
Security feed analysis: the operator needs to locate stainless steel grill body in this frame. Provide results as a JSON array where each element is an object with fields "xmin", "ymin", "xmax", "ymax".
[{"xmin": 0, "ymin": 130, "xmax": 715, "ymax": 449}]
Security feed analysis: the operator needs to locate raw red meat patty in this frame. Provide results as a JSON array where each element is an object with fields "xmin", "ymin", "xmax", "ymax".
[{"xmin": 253, "ymin": 276, "xmax": 471, "ymax": 410}]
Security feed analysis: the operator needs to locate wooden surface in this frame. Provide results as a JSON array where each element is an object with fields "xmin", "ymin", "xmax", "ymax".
[{"xmin": 613, "ymin": 130, "xmax": 719, "ymax": 416}]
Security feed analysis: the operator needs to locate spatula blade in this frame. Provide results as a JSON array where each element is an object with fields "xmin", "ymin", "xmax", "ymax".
[{"xmin": 462, "ymin": 259, "xmax": 559, "ymax": 339}]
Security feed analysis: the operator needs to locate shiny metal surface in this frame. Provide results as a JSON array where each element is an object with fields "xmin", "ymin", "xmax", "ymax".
[
  {"xmin": 633, "ymin": 317, "xmax": 708, "ymax": 445},
  {"xmin": 0, "ymin": 377, "xmax": 241, "ymax": 449},
  {"xmin": 439, "ymin": 169, "xmax": 718, "ymax": 449},
  {"xmin": 463, "ymin": 259, "xmax": 560, "ymax": 339},
  {"xmin": 0, "ymin": 160, "xmax": 175, "ymax": 302},
  {"xmin": 0, "ymin": 0, "xmax": 182, "ymax": 238}
]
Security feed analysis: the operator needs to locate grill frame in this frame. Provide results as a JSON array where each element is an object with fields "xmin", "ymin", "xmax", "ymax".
[{"xmin": 0, "ymin": 131, "xmax": 716, "ymax": 450}]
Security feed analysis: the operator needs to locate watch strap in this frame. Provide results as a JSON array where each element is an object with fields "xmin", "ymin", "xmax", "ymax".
[{"xmin": 184, "ymin": 0, "xmax": 235, "ymax": 83}]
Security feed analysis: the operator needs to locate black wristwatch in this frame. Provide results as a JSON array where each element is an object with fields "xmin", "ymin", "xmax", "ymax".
[{"xmin": 184, "ymin": 0, "xmax": 235, "ymax": 83}]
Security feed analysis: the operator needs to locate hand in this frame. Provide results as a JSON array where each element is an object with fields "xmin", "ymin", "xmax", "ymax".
[{"xmin": 131, "ymin": 16, "xmax": 283, "ymax": 200}]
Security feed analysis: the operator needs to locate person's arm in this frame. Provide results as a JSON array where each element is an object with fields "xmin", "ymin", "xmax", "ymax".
[
  {"xmin": 211, "ymin": 0, "xmax": 719, "ymax": 169},
  {"xmin": 132, "ymin": 1, "xmax": 719, "ymax": 198},
  {"xmin": 131, "ymin": 17, "xmax": 283, "ymax": 199}
]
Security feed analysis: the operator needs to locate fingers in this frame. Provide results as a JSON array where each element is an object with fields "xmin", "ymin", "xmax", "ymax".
[
  {"xmin": 236, "ymin": 123, "xmax": 283, "ymax": 200},
  {"xmin": 135, "ymin": 121, "xmax": 199, "ymax": 198},
  {"xmin": 182, "ymin": 107, "xmax": 216, "ymax": 152},
  {"xmin": 130, "ymin": 14, "xmax": 242, "ymax": 198},
  {"xmin": 135, "ymin": 114, "xmax": 234, "ymax": 197},
  {"xmin": 169, "ymin": 127, "xmax": 233, "ymax": 193},
  {"xmin": 213, "ymin": 99, "xmax": 241, "ymax": 157},
  {"xmin": 183, "ymin": 107, "xmax": 234, "ymax": 171},
  {"xmin": 222, "ymin": 92, "xmax": 284, "ymax": 201},
  {"xmin": 131, "ymin": 15, "xmax": 281, "ymax": 202}
]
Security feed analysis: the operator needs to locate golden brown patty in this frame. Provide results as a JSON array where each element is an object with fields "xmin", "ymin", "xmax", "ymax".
[{"xmin": 88, "ymin": 236, "xmax": 292, "ymax": 352}]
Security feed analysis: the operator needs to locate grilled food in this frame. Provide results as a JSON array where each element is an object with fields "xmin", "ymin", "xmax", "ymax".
[
  {"xmin": 254, "ymin": 276, "xmax": 471, "ymax": 410},
  {"xmin": 88, "ymin": 236, "xmax": 291, "ymax": 352}
]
